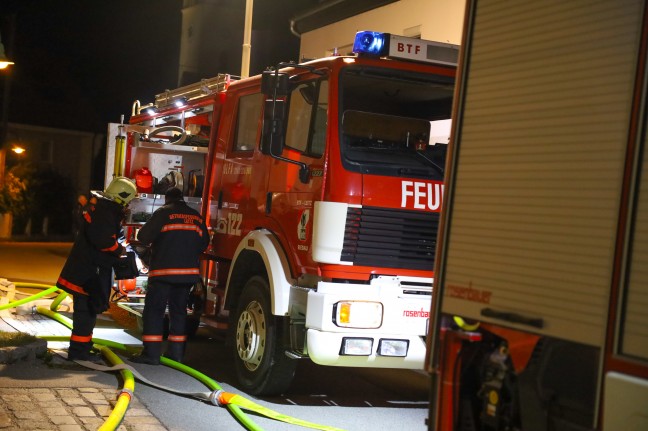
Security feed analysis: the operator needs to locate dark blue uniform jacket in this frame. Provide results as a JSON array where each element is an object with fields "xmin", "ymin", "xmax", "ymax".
[
  {"xmin": 57, "ymin": 197, "xmax": 125, "ymax": 296},
  {"xmin": 136, "ymin": 200, "xmax": 209, "ymax": 283}
]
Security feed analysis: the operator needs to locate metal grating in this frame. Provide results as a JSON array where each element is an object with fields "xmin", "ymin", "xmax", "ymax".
[{"xmin": 341, "ymin": 206, "xmax": 439, "ymax": 271}]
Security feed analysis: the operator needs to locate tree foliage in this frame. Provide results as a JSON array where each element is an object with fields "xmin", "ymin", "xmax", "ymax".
[
  {"xmin": 0, "ymin": 172, "xmax": 28, "ymax": 215},
  {"xmin": 1, "ymin": 164, "xmax": 76, "ymax": 235}
]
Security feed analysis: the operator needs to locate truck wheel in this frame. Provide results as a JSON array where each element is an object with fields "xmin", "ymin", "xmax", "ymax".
[{"xmin": 231, "ymin": 276, "xmax": 296, "ymax": 396}]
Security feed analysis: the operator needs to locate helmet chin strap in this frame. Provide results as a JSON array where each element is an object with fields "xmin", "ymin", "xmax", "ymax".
[{"xmin": 113, "ymin": 196, "xmax": 131, "ymax": 207}]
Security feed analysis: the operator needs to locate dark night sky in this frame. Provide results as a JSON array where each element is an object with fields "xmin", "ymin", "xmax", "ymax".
[{"xmin": 0, "ymin": 0, "xmax": 316, "ymax": 133}]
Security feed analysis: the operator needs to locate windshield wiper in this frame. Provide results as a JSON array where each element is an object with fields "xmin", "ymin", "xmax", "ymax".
[
  {"xmin": 404, "ymin": 132, "xmax": 444, "ymax": 176},
  {"xmin": 413, "ymin": 151, "xmax": 444, "ymax": 176}
]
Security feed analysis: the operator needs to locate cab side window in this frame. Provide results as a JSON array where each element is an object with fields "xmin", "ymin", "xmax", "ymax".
[
  {"xmin": 285, "ymin": 80, "xmax": 328, "ymax": 158},
  {"xmin": 233, "ymin": 93, "xmax": 264, "ymax": 152}
]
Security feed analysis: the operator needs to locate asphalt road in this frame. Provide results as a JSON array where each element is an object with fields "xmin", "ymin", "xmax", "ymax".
[{"xmin": 0, "ymin": 241, "xmax": 431, "ymax": 431}]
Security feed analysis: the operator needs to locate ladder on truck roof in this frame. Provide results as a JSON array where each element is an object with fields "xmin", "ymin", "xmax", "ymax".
[{"xmin": 155, "ymin": 73, "xmax": 234, "ymax": 109}]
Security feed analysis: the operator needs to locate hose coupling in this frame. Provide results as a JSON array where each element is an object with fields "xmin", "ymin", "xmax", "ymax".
[
  {"xmin": 119, "ymin": 388, "xmax": 134, "ymax": 401},
  {"xmin": 208, "ymin": 389, "xmax": 224, "ymax": 406}
]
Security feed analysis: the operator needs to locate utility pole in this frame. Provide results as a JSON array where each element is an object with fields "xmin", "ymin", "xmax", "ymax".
[{"xmin": 241, "ymin": 0, "xmax": 253, "ymax": 78}]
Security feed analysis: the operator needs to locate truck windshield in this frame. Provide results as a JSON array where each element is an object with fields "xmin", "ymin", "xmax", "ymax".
[{"xmin": 339, "ymin": 66, "xmax": 454, "ymax": 180}]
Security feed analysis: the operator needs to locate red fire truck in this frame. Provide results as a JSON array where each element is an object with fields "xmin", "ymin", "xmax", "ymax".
[
  {"xmin": 106, "ymin": 31, "xmax": 458, "ymax": 395},
  {"xmin": 427, "ymin": 0, "xmax": 648, "ymax": 430}
]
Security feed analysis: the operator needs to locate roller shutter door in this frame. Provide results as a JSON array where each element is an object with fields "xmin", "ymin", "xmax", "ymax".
[{"xmin": 440, "ymin": 0, "xmax": 645, "ymax": 346}]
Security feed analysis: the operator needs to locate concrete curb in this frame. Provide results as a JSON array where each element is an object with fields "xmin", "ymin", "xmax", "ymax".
[{"xmin": 0, "ymin": 337, "xmax": 48, "ymax": 364}]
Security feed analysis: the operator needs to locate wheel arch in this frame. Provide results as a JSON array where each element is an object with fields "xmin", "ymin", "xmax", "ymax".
[{"xmin": 224, "ymin": 229, "xmax": 294, "ymax": 316}]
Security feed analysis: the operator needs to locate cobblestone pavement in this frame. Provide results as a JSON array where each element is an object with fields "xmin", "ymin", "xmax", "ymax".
[
  {"xmin": 0, "ymin": 387, "xmax": 167, "ymax": 431},
  {"xmin": 1, "ymin": 301, "xmax": 165, "ymax": 430}
]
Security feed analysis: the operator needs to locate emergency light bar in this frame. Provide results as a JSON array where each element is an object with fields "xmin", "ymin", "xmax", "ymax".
[{"xmin": 352, "ymin": 30, "xmax": 459, "ymax": 67}]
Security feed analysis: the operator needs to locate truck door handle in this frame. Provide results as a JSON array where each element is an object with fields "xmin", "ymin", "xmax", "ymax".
[{"xmin": 480, "ymin": 307, "xmax": 544, "ymax": 329}]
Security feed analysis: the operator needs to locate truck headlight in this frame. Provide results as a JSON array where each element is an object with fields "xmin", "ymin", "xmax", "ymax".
[
  {"xmin": 334, "ymin": 301, "xmax": 383, "ymax": 328},
  {"xmin": 377, "ymin": 339, "xmax": 409, "ymax": 357},
  {"xmin": 340, "ymin": 337, "xmax": 373, "ymax": 356}
]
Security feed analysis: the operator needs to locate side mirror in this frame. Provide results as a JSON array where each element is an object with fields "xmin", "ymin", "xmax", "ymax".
[
  {"xmin": 261, "ymin": 98, "xmax": 286, "ymax": 155},
  {"xmin": 261, "ymin": 71, "xmax": 289, "ymax": 97},
  {"xmin": 259, "ymin": 65, "xmax": 317, "ymax": 185}
]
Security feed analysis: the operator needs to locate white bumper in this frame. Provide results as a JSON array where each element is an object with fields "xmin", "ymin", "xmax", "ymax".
[{"xmin": 305, "ymin": 276, "xmax": 432, "ymax": 368}]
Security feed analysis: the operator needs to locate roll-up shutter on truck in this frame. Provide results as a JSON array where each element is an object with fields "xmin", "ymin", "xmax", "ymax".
[{"xmin": 439, "ymin": 0, "xmax": 645, "ymax": 347}]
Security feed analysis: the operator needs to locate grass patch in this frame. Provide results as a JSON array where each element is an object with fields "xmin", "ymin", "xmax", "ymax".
[{"xmin": 0, "ymin": 330, "xmax": 39, "ymax": 347}]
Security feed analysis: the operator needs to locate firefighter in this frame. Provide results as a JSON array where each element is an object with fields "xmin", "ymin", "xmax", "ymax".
[
  {"xmin": 57, "ymin": 176, "xmax": 137, "ymax": 362},
  {"xmin": 131, "ymin": 187, "xmax": 209, "ymax": 365}
]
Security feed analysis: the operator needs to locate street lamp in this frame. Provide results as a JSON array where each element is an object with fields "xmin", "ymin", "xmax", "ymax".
[
  {"xmin": 0, "ymin": 32, "xmax": 15, "ymax": 188},
  {"xmin": 0, "ymin": 31, "xmax": 15, "ymax": 239},
  {"xmin": 0, "ymin": 41, "xmax": 13, "ymax": 69}
]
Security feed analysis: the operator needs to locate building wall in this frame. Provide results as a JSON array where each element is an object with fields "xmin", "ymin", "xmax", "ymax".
[
  {"xmin": 298, "ymin": 0, "xmax": 465, "ymax": 60},
  {"xmin": 6, "ymin": 123, "xmax": 100, "ymax": 195},
  {"xmin": 178, "ymin": 0, "xmax": 244, "ymax": 85}
]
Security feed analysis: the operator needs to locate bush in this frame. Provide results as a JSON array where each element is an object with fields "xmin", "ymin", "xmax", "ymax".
[
  {"xmin": 2, "ymin": 165, "xmax": 76, "ymax": 236},
  {"xmin": 0, "ymin": 172, "xmax": 28, "ymax": 215}
]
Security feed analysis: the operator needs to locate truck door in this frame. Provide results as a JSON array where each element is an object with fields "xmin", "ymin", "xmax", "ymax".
[
  {"xmin": 211, "ymin": 89, "xmax": 266, "ymax": 259},
  {"xmin": 265, "ymin": 76, "xmax": 328, "ymax": 275}
]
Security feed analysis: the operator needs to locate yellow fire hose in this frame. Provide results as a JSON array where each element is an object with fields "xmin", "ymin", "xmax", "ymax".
[{"xmin": 1, "ymin": 283, "xmax": 347, "ymax": 431}]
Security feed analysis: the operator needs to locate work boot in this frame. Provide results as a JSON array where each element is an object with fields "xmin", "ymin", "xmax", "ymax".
[
  {"xmin": 130, "ymin": 354, "xmax": 160, "ymax": 365},
  {"xmin": 68, "ymin": 351, "xmax": 104, "ymax": 364},
  {"xmin": 131, "ymin": 339, "xmax": 162, "ymax": 365},
  {"xmin": 68, "ymin": 339, "xmax": 93, "ymax": 361},
  {"xmin": 163, "ymin": 341, "xmax": 185, "ymax": 363}
]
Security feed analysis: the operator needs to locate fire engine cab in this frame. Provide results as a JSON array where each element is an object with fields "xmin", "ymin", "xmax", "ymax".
[{"xmin": 106, "ymin": 31, "xmax": 458, "ymax": 395}]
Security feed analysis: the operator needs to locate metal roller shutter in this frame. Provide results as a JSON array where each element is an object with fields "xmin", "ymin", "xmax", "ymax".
[{"xmin": 441, "ymin": 0, "xmax": 644, "ymax": 346}]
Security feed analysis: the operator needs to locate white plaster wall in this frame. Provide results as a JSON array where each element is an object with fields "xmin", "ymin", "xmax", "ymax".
[{"xmin": 298, "ymin": 0, "xmax": 465, "ymax": 60}]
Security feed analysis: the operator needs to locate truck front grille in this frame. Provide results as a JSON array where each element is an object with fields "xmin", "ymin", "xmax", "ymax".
[{"xmin": 341, "ymin": 206, "xmax": 439, "ymax": 271}]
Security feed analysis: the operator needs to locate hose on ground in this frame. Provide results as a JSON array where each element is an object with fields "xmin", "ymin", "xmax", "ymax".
[{"xmin": 2, "ymin": 282, "xmax": 346, "ymax": 431}]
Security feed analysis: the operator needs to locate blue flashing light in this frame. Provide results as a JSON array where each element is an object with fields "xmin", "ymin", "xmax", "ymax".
[{"xmin": 353, "ymin": 31, "xmax": 388, "ymax": 56}]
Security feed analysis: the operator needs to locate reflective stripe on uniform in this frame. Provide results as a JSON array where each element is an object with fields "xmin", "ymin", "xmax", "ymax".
[
  {"xmin": 57, "ymin": 277, "xmax": 88, "ymax": 296},
  {"xmin": 71, "ymin": 334, "xmax": 93, "ymax": 343},
  {"xmin": 161, "ymin": 224, "xmax": 204, "ymax": 236},
  {"xmin": 101, "ymin": 242, "xmax": 119, "ymax": 252},
  {"xmin": 142, "ymin": 335, "xmax": 164, "ymax": 342},
  {"xmin": 167, "ymin": 335, "xmax": 187, "ymax": 342},
  {"xmin": 148, "ymin": 268, "xmax": 200, "ymax": 277}
]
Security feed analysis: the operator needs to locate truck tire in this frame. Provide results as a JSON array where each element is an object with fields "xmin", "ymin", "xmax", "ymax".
[{"xmin": 231, "ymin": 276, "xmax": 296, "ymax": 396}]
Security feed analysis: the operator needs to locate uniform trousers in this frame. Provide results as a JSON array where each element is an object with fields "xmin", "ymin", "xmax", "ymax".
[
  {"xmin": 69, "ymin": 266, "xmax": 112, "ymax": 360},
  {"xmin": 140, "ymin": 279, "xmax": 192, "ymax": 360}
]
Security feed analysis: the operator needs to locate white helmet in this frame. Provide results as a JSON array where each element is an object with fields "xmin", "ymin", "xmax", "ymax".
[{"xmin": 103, "ymin": 177, "xmax": 137, "ymax": 206}]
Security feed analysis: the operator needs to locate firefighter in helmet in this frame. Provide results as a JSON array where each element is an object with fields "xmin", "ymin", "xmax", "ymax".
[
  {"xmin": 131, "ymin": 187, "xmax": 209, "ymax": 365},
  {"xmin": 57, "ymin": 176, "xmax": 137, "ymax": 362}
]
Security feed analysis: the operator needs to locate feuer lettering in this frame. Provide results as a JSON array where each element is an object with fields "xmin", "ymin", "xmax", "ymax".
[{"xmin": 401, "ymin": 181, "xmax": 444, "ymax": 210}]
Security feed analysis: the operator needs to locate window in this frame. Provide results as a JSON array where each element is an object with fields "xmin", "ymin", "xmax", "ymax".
[
  {"xmin": 339, "ymin": 66, "xmax": 453, "ymax": 180},
  {"xmin": 285, "ymin": 80, "xmax": 328, "ymax": 158},
  {"xmin": 233, "ymin": 93, "xmax": 263, "ymax": 152}
]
